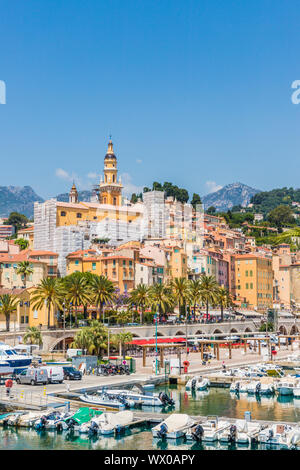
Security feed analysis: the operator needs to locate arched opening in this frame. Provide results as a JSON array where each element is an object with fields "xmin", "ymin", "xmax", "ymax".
[
  {"xmin": 213, "ymin": 329, "xmax": 222, "ymax": 335},
  {"xmin": 175, "ymin": 331, "xmax": 185, "ymax": 336},
  {"xmin": 230, "ymin": 328, "xmax": 238, "ymax": 333},
  {"xmin": 51, "ymin": 336, "xmax": 74, "ymax": 351},
  {"xmin": 279, "ymin": 325, "xmax": 287, "ymax": 335},
  {"xmin": 195, "ymin": 330, "xmax": 203, "ymax": 335},
  {"xmin": 290, "ymin": 325, "xmax": 299, "ymax": 335},
  {"xmin": 245, "ymin": 327, "xmax": 252, "ymax": 333}
]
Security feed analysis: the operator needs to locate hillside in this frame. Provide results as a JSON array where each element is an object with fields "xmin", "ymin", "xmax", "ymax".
[
  {"xmin": 250, "ymin": 187, "xmax": 300, "ymax": 215},
  {"xmin": 55, "ymin": 190, "xmax": 92, "ymax": 203},
  {"xmin": 202, "ymin": 182, "xmax": 260, "ymax": 212},
  {"xmin": 0, "ymin": 186, "xmax": 44, "ymax": 219}
]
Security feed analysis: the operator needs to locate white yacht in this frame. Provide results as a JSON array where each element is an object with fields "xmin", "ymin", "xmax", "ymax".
[
  {"xmin": 101, "ymin": 389, "xmax": 174, "ymax": 407},
  {"xmin": 258, "ymin": 423, "xmax": 296, "ymax": 448},
  {"xmin": 235, "ymin": 419, "xmax": 263, "ymax": 445},
  {"xmin": 246, "ymin": 380, "xmax": 261, "ymax": 394},
  {"xmin": 0, "ymin": 342, "xmax": 32, "ymax": 373},
  {"xmin": 230, "ymin": 380, "xmax": 248, "ymax": 393},
  {"xmin": 185, "ymin": 376, "xmax": 210, "ymax": 391},
  {"xmin": 152, "ymin": 414, "xmax": 196, "ymax": 439}
]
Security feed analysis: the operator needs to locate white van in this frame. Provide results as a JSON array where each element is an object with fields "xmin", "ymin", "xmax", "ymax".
[
  {"xmin": 66, "ymin": 349, "xmax": 82, "ymax": 359},
  {"xmin": 43, "ymin": 366, "xmax": 64, "ymax": 384}
]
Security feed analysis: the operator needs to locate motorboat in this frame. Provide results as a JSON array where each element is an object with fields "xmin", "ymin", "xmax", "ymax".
[
  {"xmin": 230, "ymin": 380, "xmax": 248, "ymax": 394},
  {"xmin": 185, "ymin": 376, "xmax": 210, "ymax": 391},
  {"xmin": 259, "ymin": 377, "xmax": 275, "ymax": 395},
  {"xmin": 79, "ymin": 392, "xmax": 135, "ymax": 409},
  {"xmin": 246, "ymin": 380, "xmax": 261, "ymax": 394},
  {"xmin": 152, "ymin": 413, "xmax": 196, "ymax": 439},
  {"xmin": 235, "ymin": 419, "xmax": 263, "ymax": 445},
  {"xmin": 258, "ymin": 423, "xmax": 296, "ymax": 448},
  {"xmin": 276, "ymin": 378, "xmax": 298, "ymax": 396},
  {"xmin": 58, "ymin": 407, "xmax": 103, "ymax": 432},
  {"xmin": 0, "ymin": 412, "xmax": 23, "ymax": 426},
  {"xmin": 101, "ymin": 388, "xmax": 174, "ymax": 407},
  {"xmin": 86, "ymin": 410, "xmax": 134, "ymax": 436},
  {"xmin": 293, "ymin": 381, "xmax": 300, "ymax": 398},
  {"xmin": 0, "ymin": 360, "xmax": 13, "ymax": 376},
  {"xmin": 17, "ymin": 410, "xmax": 52, "ymax": 428},
  {"xmin": 35, "ymin": 409, "xmax": 72, "ymax": 431},
  {"xmin": 201, "ymin": 416, "xmax": 231, "ymax": 442},
  {"xmin": 0, "ymin": 342, "xmax": 32, "ymax": 373}
]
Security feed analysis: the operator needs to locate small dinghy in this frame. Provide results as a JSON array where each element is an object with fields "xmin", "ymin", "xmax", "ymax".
[
  {"xmin": 246, "ymin": 380, "xmax": 261, "ymax": 395},
  {"xmin": 35, "ymin": 410, "xmax": 72, "ymax": 431},
  {"xmin": 59, "ymin": 407, "xmax": 103, "ymax": 432},
  {"xmin": 18, "ymin": 410, "xmax": 53, "ymax": 428},
  {"xmin": 259, "ymin": 377, "xmax": 275, "ymax": 395},
  {"xmin": 152, "ymin": 413, "xmax": 196, "ymax": 439},
  {"xmin": 186, "ymin": 376, "xmax": 210, "ymax": 391},
  {"xmin": 0, "ymin": 412, "xmax": 23, "ymax": 426},
  {"xmin": 235, "ymin": 419, "xmax": 263, "ymax": 445}
]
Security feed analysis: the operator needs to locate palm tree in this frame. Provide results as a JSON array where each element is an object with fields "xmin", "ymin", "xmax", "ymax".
[
  {"xmin": 31, "ymin": 277, "xmax": 63, "ymax": 329},
  {"xmin": 23, "ymin": 326, "xmax": 43, "ymax": 347},
  {"xmin": 16, "ymin": 261, "xmax": 34, "ymax": 288},
  {"xmin": 89, "ymin": 275, "xmax": 116, "ymax": 322},
  {"xmin": 0, "ymin": 294, "xmax": 19, "ymax": 331},
  {"xmin": 217, "ymin": 287, "xmax": 233, "ymax": 322},
  {"xmin": 71, "ymin": 328, "xmax": 93, "ymax": 356},
  {"xmin": 171, "ymin": 277, "xmax": 191, "ymax": 320},
  {"xmin": 63, "ymin": 275, "xmax": 91, "ymax": 327},
  {"xmin": 128, "ymin": 284, "xmax": 150, "ymax": 324},
  {"xmin": 116, "ymin": 310, "xmax": 132, "ymax": 326},
  {"xmin": 188, "ymin": 279, "xmax": 202, "ymax": 320},
  {"xmin": 88, "ymin": 320, "xmax": 108, "ymax": 357},
  {"xmin": 149, "ymin": 283, "xmax": 173, "ymax": 320},
  {"xmin": 113, "ymin": 330, "xmax": 133, "ymax": 360},
  {"xmin": 199, "ymin": 274, "xmax": 219, "ymax": 323}
]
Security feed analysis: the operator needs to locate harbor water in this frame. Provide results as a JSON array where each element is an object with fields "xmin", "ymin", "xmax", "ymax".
[{"xmin": 2, "ymin": 384, "xmax": 300, "ymax": 450}]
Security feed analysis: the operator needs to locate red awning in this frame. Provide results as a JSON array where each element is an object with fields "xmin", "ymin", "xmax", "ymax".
[{"xmin": 128, "ymin": 337, "xmax": 186, "ymax": 346}]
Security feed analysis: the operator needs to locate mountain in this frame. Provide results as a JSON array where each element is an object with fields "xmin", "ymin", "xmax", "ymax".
[
  {"xmin": 0, "ymin": 186, "xmax": 44, "ymax": 219},
  {"xmin": 55, "ymin": 190, "xmax": 92, "ymax": 203},
  {"xmin": 202, "ymin": 182, "xmax": 261, "ymax": 212}
]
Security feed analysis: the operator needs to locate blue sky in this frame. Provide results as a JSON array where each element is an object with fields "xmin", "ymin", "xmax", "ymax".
[{"xmin": 1, "ymin": 0, "xmax": 300, "ymax": 200}]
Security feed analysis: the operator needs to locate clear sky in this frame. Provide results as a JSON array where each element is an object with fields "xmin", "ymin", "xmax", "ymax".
[{"xmin": 1, "ymin": 0, "xmax": 300, "ymax": 200}]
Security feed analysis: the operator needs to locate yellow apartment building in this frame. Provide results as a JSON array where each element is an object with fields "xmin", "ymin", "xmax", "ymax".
[{"xmin": 235, "ymin": 254, "xmax": 273, "ymax": 311}]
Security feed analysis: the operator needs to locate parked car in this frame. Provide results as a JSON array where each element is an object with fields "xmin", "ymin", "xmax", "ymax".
[
  {"xmin": 63, "ymin": 366, "xmax": 82, "ymax": 380},
  {"xmin": 15, "ymin": 367, "xmax": 48, "ymax": 385}
]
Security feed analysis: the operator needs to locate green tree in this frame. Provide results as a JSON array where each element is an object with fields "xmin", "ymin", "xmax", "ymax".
[
  {"xmin": 113, "ymin": 330, "xmax": 133, "ymax": 360},
  {"xmin": 89, "ymin": 275, "xmax": 116, "ymax": 322},
  {"xmin": 14, "ymin": 238, "xmax": 29, "ymax": 251},
  {"xmin": 191, "ymin": 193, "xmax": 202, "ymax": 210},
  {"xmin": 149, "ymin": 283, "xmax": 173, "ymax": 319},
  {"xmin": 63, "ymin": 275, "xmax": 91, "ymax": 327},
  {"xmin": 207, "ymin": 206, "xmax": 216, "ymax": 215},
  {"xmin": 267, "ymin": 205, "xmax": 295, "ymax": 228},
  {"xmin": 216, "ymin": 287, "xmax": 233, "ymax": 322},
  {"xmin": 171, "ymin": 277, "xmax": 190, "ymax": 320},
  {"xmin": 88, "ymin": 320, "xmax": 109, "ymax": 357},
  {"xmin": 128, "ymin": 284, "xmax": 150, "ymax": 323},
  {"xmin": 16, "ymin": 261, "xmax": 34, "ymax": 287},
  {"xmin": 188, "ymin": 279, "xmax": 202, "ymax": 317},
  {"xmin": 0, "ymin": 294, "xmax": 19, "ymax": 331},
  {"xmin": 5, "ymin": 212, "xmax": 28, "ymax": 232},
  {"xmin": 199, "ymin": 275, "xmax": 219, "ymax": 323},
  {"xmin": 71, "ymin": 328, "xmax": 93, "ymax": 355},
  {"xmin": 23, "ymin": 326, "xmax": 43, "ymax": 346},
  {"xmin": 31, "ymin": 278, "xmax": 63, "ymax": 329}
]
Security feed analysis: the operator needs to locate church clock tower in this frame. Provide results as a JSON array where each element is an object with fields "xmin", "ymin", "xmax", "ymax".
[{"xmin": 99, "ymin": 138, "xmax": 123, "ymax": 205}]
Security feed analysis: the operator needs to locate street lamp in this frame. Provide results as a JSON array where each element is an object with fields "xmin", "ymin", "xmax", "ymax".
[{"xmin": 154, "ymin": 308, "xmax": 158, "ymax": 375}]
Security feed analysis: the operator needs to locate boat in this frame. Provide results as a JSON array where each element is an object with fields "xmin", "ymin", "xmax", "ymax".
[
  {"xmin": 259, "ymin": 377, "xmax": 275, "ymax": 395},
  {"xmin": 79, "ymin": 392, "xmax": 135, "ymax": 409},
  {"xmin": 0, "ymin": 360, "xmax": 13, "ymax": 376},
  {"xmin": 235, "ymin": 419, "xmax": 263, "ymax": 445},
  {"xmin": 293, "ymin": 381, "xmax": 300, "ymax": 398},
  {"xmin": 185, "ymin": 376, "xmax": 210, "ymax": 391},
  {"xmin": 258, "ymin": 423, "xmax": 296, "ymax": 448},
  {"xmin": 276, "ymin": 378, "xmax": 298, "ymax": 396},
  {"xmin": 195, "ymin": 416, "xmax": 231, "ymax": 442},
  {"xmin": 58, "ymin": 407, "xmax": 103, "ymax": 431},
  {"xmin": 35, "ymin": 409, "xmax": 72, "ymax": 431},
  {"xmin": 86, "ymin": 410, "xmax": 134, "ymax": 436},
  {"xmin": 17, "ymin": 410, "xmax": 55, "ymax": 428},
  {"xmin": 100, "ymin": 388, "xmax": 171, "ymax": 407},
  {"xmin": 0, "ymin": 342, "xmax": 32, "ymax": 373},
  {"xmin": 246, "ymin": 380, "xmax": 261, "ymax": 394},
  {"xmin": 0, "ymin": 412, "xmax": 23, "ymax": 426},
  {"xmin": 152, "ymin": 413, "xmax": 196, "ymax": 439},
  {"xmin": 229, "ymin": 380, "xmax": 248, "ymax": 393}
]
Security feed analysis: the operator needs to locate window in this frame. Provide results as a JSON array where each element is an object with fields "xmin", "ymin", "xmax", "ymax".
[
  {"xmin": 76, "ymin": 213, "xmax": 82, "ymax": 218},
  {"xmin": 61, "ymin": 211, "xmax": 66, "ymax": 216},
  {"xmin": 75, "ymin": 260, "xmax": 79, "ymax": 266},
  {"xmin": 92, "ymin": 263, "xmax": 96, "ymax": 271},
  {"xmin": 246, "ymin": 283, "xmax": 249, "ymax": 289}
]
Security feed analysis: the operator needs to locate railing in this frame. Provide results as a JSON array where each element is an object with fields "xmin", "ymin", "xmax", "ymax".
[{"xmin": 0, "ymin": 388, "xmax": 48, "ymax": 407}]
